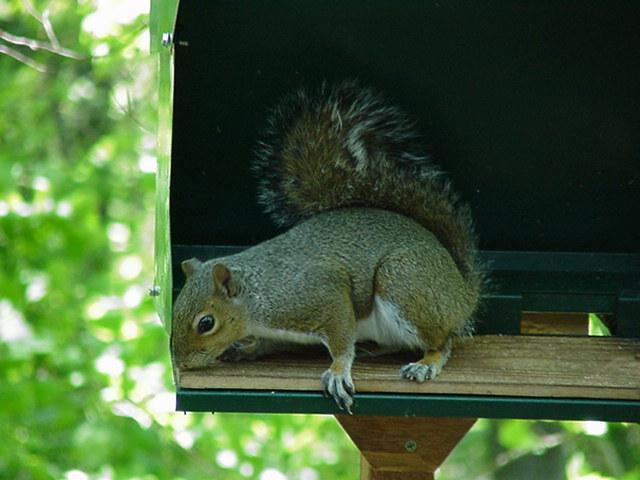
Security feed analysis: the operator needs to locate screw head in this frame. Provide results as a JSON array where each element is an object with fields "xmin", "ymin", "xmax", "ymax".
[
  {"xmin": 161, "ymin": 32, "xmax": 173, "ymax": 47},
  {"xmin": 404, "ymin": 440, "xmax": 418, "ymax": 452}
]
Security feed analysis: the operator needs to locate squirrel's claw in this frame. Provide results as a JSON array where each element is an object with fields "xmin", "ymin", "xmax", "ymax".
[
  {"xmin": 321, "ymin": 369, "xmax": 355, "ymax": 414},
  {"xmin": 400, "ymin": 362, "xmax": 437, "ymax": 382}
]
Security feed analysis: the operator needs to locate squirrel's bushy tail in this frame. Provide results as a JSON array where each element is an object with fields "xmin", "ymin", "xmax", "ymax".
[{"xmin": 254, "ymin": 80, "xmax": 482, "ymax": 290}]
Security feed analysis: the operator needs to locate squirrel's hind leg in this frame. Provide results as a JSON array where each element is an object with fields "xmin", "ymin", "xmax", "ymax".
[
  {"xmin": 374, "ymin": 244, "xmax": 473, "ymax": 383},
  {"xmin": 399, "ymin": 337, "xmax": 452, "ymax": 382}
]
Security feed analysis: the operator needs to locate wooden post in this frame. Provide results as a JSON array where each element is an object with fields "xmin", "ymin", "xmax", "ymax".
[
  {"xmin": 336, "ymin": 415, "xmax": 476, "ymax": 480},
  {"xmin": 521, "ymin": 312, "xmax": 589, "ymax": 335}
]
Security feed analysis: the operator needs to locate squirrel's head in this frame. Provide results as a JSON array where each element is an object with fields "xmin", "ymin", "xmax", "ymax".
[{"xmin": 171, "ymin": 258, "xmax": 248, "ymax": 370}]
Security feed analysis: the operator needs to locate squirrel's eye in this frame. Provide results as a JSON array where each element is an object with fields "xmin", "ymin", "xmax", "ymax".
[{"xmin": 197, "ymin": 315, "xmax": 215, "ymax": 334}]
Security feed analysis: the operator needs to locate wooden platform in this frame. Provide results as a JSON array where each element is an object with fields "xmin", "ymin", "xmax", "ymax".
[{"xmin": 178, "ymin": 335, "xmax": 640, "ymax": 401}]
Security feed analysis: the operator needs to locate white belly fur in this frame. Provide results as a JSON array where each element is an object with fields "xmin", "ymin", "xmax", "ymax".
[
  {"xmin": 356, "ymin": 295, "xmax": 425, "ymax": 350},
  {"xmin": 251, "ymin": 295, "xmax": 424, "ymax": 350}
]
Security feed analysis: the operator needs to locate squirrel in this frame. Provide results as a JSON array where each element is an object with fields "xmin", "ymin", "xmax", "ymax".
[{"xmin": 171, "ymin": 80, "xmax": 484, "ymax": 413}]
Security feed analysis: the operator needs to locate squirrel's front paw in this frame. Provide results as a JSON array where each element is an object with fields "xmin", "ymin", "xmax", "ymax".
[
  {"xmin": 321, "ymin": 369, "xmax": 355, "ymax": 414},
  {"xmin": 219, "ymin": 337, "xmax": 261, "ymax": 362}
]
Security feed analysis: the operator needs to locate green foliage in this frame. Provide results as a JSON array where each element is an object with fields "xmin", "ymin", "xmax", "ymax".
[
  {"xmin": 440, "ymin": 420, "xmax": 640, "ymax": 480},
  {"xmin": 0, "ymin": 2, "xmax": 638, "ymax": 479}
]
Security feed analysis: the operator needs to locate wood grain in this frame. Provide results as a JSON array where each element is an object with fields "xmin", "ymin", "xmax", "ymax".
[
  {"xmin": 336, "ymin": 416, "xmax": 476, "ymax": 479},
  {"xmin": 177, "ymin": 335, "xmax": 640, "ymax": 400},
  {"xmin": 521, "ymin": 312, "xmax": 589, "ymax": 335}
]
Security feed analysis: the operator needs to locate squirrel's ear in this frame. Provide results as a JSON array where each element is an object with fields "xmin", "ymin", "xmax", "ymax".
[
  {"xmin": 212, "ymin": 263, "xmax": 239, "ymax": 297},
  {"xmin": 181, "ymin": 258, "xmax": 202, "ymax": 278}
]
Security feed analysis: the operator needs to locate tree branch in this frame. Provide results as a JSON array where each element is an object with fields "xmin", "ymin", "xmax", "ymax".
[
  {"xmin": 0, "ymin": 43, "xmax": 48, "ymax": 72},
  {"xmin": 0, "ymin": 28, "xmax": 84, "ymax": 60},
  {"xmin": 41, "ymin": 8, "xmax": 61, "ymax": 49},
  {"xmin": 22, "ymin": 0, "xmax": 60, "ymax": 48}
]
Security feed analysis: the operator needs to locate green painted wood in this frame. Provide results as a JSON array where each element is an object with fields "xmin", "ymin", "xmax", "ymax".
[
  {"xmin": 176, "ymin": 389, "xmax": 640, "ymax": 423},
  {"xmin": 617, "ymin": 292, "xmax": 640, "ymax": 338},
  {"xmin": 479, "ymin": 294, "xmax": 522, "ymax": 335},
  {"xmin": 150, "ymin": 0, "xmax": 179, "ymax": 54},
  {"xmin": 172, "ymin": 246, "xmax": 640, "ymax": 294},
  {"xmin": 152, "ymin": 0, "xmax": 177, "ymax": 331},
  {"xmin": 170, "ymin": 0, "xmax": 640, "ymax": 252}
]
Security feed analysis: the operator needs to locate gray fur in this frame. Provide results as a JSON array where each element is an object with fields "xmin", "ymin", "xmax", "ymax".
[{"xmin": 253, "ymin": 80, "xmax": 484, "ymax": 291}]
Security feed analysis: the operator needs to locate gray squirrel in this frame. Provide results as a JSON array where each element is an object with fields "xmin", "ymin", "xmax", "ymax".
[{"xmin": 171, "ymin": 81, "xmax": 484, "ymax": 413}]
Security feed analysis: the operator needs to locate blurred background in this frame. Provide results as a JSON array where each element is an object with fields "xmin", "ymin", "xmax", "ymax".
[{"xmin": 0, "ymin": 1, "xmax": 638, "ymax": 479}]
